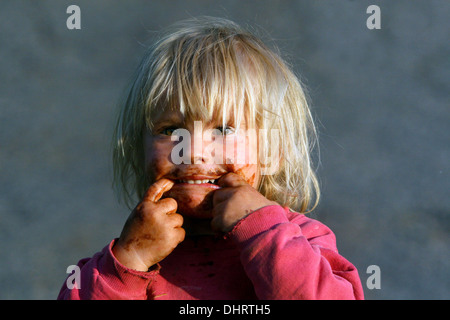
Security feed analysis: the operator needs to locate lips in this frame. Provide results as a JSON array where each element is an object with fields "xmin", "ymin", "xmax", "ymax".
[
  {"xmin": 171, "ymin": 174, "xmax": 223, "ymax": 188},
  {"xmin": 162, "ymin": 175, "xmax": 222, "ymax": 218},
  {"xmin": 177, "ymin": 178, "xmax": 218, "ymax": 185}
]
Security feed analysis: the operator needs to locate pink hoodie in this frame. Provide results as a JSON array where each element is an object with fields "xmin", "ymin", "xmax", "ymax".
[{"xmin": 58, "ymin": 205, "xmax": 364, "ymax": 300}]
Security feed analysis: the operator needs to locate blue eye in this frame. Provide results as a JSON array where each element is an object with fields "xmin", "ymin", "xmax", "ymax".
[{"xmin": 216, "ymin": 126, "xmax": 235, "ymax": 135}]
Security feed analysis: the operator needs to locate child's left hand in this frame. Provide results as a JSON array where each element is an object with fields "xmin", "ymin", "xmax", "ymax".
[{"xmin": 211, "ymin": 173, "xmax": 278, "ymax": 233}]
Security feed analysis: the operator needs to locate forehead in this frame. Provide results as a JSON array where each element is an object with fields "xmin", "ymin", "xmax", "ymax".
[
  {"xmin": 152, "ymin": 108, "xmax": 184, "ymax": 124},
  {"xmin": 151, "ymin": 104, "xmax": 248, "ymax": 127}
]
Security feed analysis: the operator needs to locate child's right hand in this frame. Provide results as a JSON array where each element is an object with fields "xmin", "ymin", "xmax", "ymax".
[{"xmin": 112, "ymin": 179, "xmax": 185, "ymax": 271}]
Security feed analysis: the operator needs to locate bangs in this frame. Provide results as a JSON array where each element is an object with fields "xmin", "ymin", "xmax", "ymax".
[{"xmin": 143, "ymin": 22, "xmax": 283, "ymax": 131}]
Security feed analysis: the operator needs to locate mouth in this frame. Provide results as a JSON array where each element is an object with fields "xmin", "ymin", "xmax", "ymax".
[
  {"xmin": 176, "ymin": 178, "xmax": 218, "ymax": 185},
  {"xmin": 172, "ymin": 175, "xmax": 221, "ymax": 188},
  {"xmin": 162, "ymin": 174, "xmax": 224, "ymax": 219}
]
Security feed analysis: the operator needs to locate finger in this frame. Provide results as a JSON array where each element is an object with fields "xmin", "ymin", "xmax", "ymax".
[
  {"xmin": 212, "ymin": 187, "xmax": 235, "ymax": 206},
  {"xmin": 211, "ymin": 200, "xmax": 227, "ymax": 218},
  {"xmin": 157, "ymin": 197, "xmax": 178, "ymax": 215},
  {"xmin": 175, "ymin": 227, "xmax": 186, "ymax": 244},
  {"xmin": 210, "ymin": 202, "xmax": 229, "ymax": 233},
  {"xmin": 169, "ymin": 213, "xmax": 184, "ymax": 228},
  {"xmin": 143, "ymin": 178, "xmax": 175, "ymax": 202},
  {"xmin": 217, "ymin": 172, "xmax": 248, "ymax": 188},
  {"xmin": 210, "ymin": 213, "xmax": 222, "ymax": 233}
]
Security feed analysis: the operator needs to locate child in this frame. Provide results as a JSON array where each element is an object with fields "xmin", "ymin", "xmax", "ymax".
[{"xmin": 58, "ymin": 16, "xmax": 364, "ymax": 300}]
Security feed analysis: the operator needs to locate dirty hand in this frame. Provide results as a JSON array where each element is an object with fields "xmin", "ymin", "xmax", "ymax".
[
  {"xmin": 112, "ymin": 179, "xmax": 185, "ymax": 271},
  {"xmin": 211, "ymin": 173, "xmax": 278, "ymax": 233}
]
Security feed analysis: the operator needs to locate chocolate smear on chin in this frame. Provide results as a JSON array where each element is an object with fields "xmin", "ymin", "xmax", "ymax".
[{"xmin": 163, "ymin": 187, "xmax": 215, "ymax": 219}]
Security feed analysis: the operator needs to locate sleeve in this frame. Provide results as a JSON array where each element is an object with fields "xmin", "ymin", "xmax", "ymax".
[
  {"xmin": 227, "ymin": 205, "xmax": 365, "ymax": 300},
  {"xmin": 57, "ymin": 239, "xmax": 159, "ymax": 300}
]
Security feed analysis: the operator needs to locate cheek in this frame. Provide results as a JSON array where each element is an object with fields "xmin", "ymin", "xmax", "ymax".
[
  {"xmin": 222, "ymin": 134, "xmax": 259, "ymax": 187},
  {"xmin": 221, "ymin": 133, "xmax": 258, "ymax": 164},
  {"xmin": 145, "ymin": 141, "xmax": 174, "ymax": 182},
  {"xmin": 226, "ymin": 164, "xmax": 259, "ymax": 187}
]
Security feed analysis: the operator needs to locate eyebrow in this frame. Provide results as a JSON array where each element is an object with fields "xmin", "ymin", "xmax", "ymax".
[
  {"xmin": 151, "ymin": 108, "xmax": 247, "ymax": 130},
  {"xmin": 153, "ymin": 111, "xmax": 185, "ymax": 126}
]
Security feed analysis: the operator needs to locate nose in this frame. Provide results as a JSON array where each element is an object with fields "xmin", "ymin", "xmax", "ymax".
[
  {"xmin": 190, "ymin": 121, "xmax": 206, "ymax": 164},
  {"xmin": 171, "ymin": 121, "xmax": 223, "ymax": 165}
]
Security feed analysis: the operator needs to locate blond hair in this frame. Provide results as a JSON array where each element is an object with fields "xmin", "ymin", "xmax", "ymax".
[{"xmin": 112, "ymin": 16, "xmax": 320, "ymax": 213}]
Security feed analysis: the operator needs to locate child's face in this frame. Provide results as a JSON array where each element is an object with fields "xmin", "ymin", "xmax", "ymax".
[{"xmin": 144, "ymin": 109, "xmax": 259, "ymax": 219}]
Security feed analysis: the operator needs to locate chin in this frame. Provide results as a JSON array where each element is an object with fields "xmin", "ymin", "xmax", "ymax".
[{"xmin": 164, "ymin": 183, "xmax": 217, "ymax": 219}]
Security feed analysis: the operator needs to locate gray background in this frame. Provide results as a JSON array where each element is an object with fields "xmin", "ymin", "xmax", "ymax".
[{"xmin": 0, "ymin": 0, "xmax": 448, "ymax": 299}]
